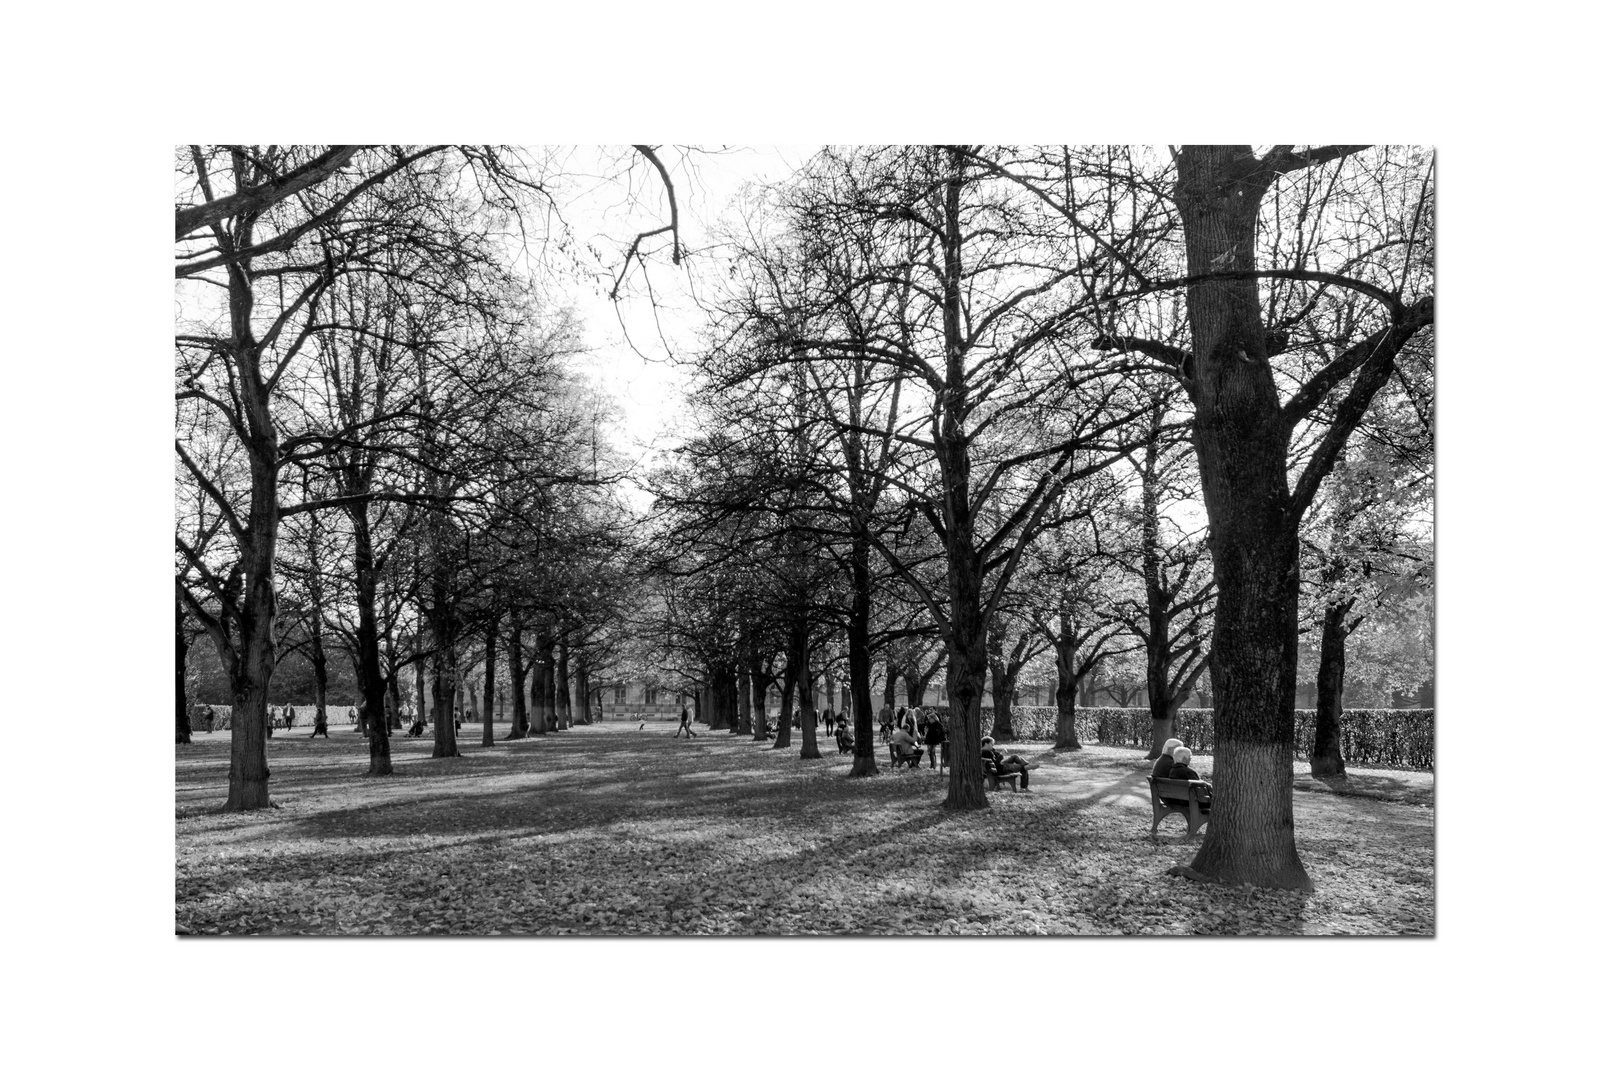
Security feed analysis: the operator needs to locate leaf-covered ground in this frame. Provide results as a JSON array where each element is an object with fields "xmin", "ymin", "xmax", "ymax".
[{"xmin": 175, "ymin": 721, "xmax": 1433, "ymax": 936}]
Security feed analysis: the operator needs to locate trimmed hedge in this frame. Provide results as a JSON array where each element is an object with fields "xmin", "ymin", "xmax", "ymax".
[{"xmin": 966, "ymin": 705, "xmax": 1432, "ymax": 770}]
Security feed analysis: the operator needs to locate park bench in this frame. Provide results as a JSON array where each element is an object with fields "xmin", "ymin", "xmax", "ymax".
[
  {"xmin": 983, "ymin": 762, "xmax": 1038, "ymax": 791},
  {"xmin": 1148, "ymin": 776, "xmax": 1213, "ymax": 841},
  {"xmin": 939, "ymin": 748, "xmax": 1039, "ymax": 791},
  {"xmin": 888, "ymin": 744, "xmax": 923, "ymax": 769}
]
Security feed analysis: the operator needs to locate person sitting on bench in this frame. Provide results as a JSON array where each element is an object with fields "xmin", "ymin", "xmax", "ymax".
[
  {"xmin": 981, "ymin": 736, "xmax": 1030, "ymax": 790},
  {"xmin": 892, "ymin": 724, "xmax": 923, "ymax": 767},
  {"xmin": 1151, "ymin": 738, "xmax": 1185, "ymax": 778},
  {"xmin": 1164, "ymin": 746, "xmax": 1212, "ymax": 808}
]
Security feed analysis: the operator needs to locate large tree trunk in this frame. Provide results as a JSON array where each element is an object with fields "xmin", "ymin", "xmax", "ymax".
[
  {"xmin": 482, "ymin": 622, "xmax": 498, "ymax": 747},
  {"xmin": 414, "ymin": 658, "xmax": 427, "ymax": 735},
  {"xmin": 1311, "ymin": 600, "xmax": 1354, "ymax": 778},
  {"xmin": 736, "ymin": 660, "xmax": 751, "ymax": 736},
  {"xmin": 938, "ymin": 147, "xmax": 988, "ymax": 811},
  {"xmin": 707, "ymin": 663, "xmax": 730, "ymax": 730},
  {"xmin": 773, "ymin": 673, "xmax": 793, "ymax": 748},
  {"xmin": 175, "ymin": 600, "xmax": 192, "ymax": 745},
  {"xmin": 557, "ymin": 638, "xmax": 573, "ymax": 728},
  {"xmin": 1053, "ymin": 628, "xmax": 1079, "ymax": 750},
  {"xmin": 350, "ymin": 512, "xmax": 391, "ymax": 773},
  {"xmin": 429, "ymin": 589, "xmax": 458, "ymax": 758},
  {"xmin": 534, "ymin": 640, "xmax": 553, "ymax": 734},
  {"xmin": 751, "ymin": 664, "xmax": 771, "ymax": 741},
  {"xmin": 989, "ymin": 658, "xmax": 1016, "ymax": 742},
  {"xmin": 310, "ymin": 625, "xmax": 328, "ymax": 734},
  {"xmin": 1176, "ymin": 145, "xmax": 1311, "ymax": 891},
  {"xmin": 505, "ymin": 617, "xmax": 527, "ymax": 739},
  {"xmin": 223, "ymin": 445, "xmax": 280, "ymax": 810},
  {"xmin": 574, "ymin": 663, "xmax": 589, "ymax": 726},
  {"xmin": 798, "ymin": 651, "xmax": 821, "ymax": 760},
  {"xmin": 847, "ymin": 536, "xmax": 879, "ymax": 777}
]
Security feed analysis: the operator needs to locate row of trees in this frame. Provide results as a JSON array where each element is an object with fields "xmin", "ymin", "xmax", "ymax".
[
  {"xmin": 635, "ymin": 145, "xmax": 1433, "ymax": 891},
  {"xmin": 174, "ymin": 146, "xmax": 666, "ymax": 800},
  {"xmin": 176, "ymin": 144, "xmax": 1433, "ymax": 893}
]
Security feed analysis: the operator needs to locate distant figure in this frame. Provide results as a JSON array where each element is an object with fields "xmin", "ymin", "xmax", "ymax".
[
  {"xmin": 893, "ymin": 724, "xmax": 923, "ymax": 768},
  {"xmin": 822, "ymin": 708, "xmax": 835, "ymax": 737},
  {"xmin": 347, "ymin": 705, "xmax": 359, "ymax": 732},
  {"xmin": 981, "ymin": 736, "xmax": 1030, "ymax": 790},
  {"xmin": 1152, "ymin": 738, "xmax": 1185, "ymax": 779},
  {"xmin": 282, "ymin": 704, "xmax": 296, "ymax": 731},
  {"xmin": 202, "ymin": 705, "xmax": 216, "ymax": 733},
  {"xmin": 675, "ymin": 709, "xmax": 694, "ymax": 738},
  {"xmin": 878, "ymin": 702, "xmax": 893, "ymax": 733},
  {"xmin": 923, "ymin": 712, "xmax": 945, "ymax": 768},
  {"xmin": 834, "ymin": 718, "xmax": 853, "ymax": 754},
  {"xmin": 310, "ymin": 709, "xmax": 329, "ymax": 738}
]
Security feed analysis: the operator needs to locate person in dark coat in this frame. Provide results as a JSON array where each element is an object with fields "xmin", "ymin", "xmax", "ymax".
[
  {"xmin": 1165, "ymin": 746, "xmax": 1212, "ymax": 809},
  {"xmin": 923, "ymin": 712, "xmax": 945, "ymax": 769},
  {"xmin": 981, "ymin": 736, "xmax": 1030, "ymax": 790},
  {"xmin": 310, "ymin": 708, "xmax": 329, "ymax": 738},
  {"xmin": 202, "ymin": 705, "xmax": 216, "ymax": 733}
]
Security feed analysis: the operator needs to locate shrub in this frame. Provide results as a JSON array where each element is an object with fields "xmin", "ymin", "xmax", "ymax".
[{"xmin": 928, "ymin": 705, "xmax": 1433, "ymax": 770}]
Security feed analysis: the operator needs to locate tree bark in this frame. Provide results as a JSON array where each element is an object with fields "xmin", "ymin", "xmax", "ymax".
[
  {"xmin": 534, "ymin": 639, "xmax": 553, "ymax": 734},
  {"xmin": 351, "ymin": 511, "xmax": 391, "ymax": 773},
  {"xmin": 482, "ymin": 621, "xmax": 497, "ymax": 747},
  {"xmin": 847, "ymin": 534, "xmax": 879, "ymax": 777},
  {"xmin": 310, "ymin": 623, "xmax": 328, "ymax": 735},
  {"xmin": 798, "ymin": 650, "xmax": 821, "ymax": 759},
  {"xmin": 938, "ymin": 147, "xmax": 989, "ymax": 810},
  {"xmin": 1053, "ymin": 623, "xmax": 1079, "ymax": 750},
  {"xmin": 1311, "ymin": 600, "xmax": 1353, "ymax": 778},
  {"xmin": 750, "ymin": 663, "xmax": 771, "ymax": 741},
  {"xmin": 175, "ymin": 599, "xmax": 192, "ymax": 745},
  {"xmin": 505, "ymin": 616, "xmax": 528, "ymax": 739},
  {"xmin": 988, "ymin": 657, "xmax": 1017, "ymax": 742},
  {"xmin": 557, "ymin": 638, "xmax": 573, "ymax": 728},
  {"xmin": 223, "ymin": 443, "xmax": 280, "ymax": 810},
  {"xmin": 428, "ymin": 587, "xmax": 458, "ymax": 758},
  {"xmin": 1175, "ymin": 145, "xmax": 1311, "ymax": 890}
]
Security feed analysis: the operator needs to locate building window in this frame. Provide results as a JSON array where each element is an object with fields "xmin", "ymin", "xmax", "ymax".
[{"xmin": 613, "ymin": 685, "xmax": 626, "ymax": 704}]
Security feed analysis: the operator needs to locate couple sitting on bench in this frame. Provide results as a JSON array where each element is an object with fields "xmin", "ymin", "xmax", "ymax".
[{"xmin": 1152, "ymin": 739, "xmax": 1211, "ymax": 805}]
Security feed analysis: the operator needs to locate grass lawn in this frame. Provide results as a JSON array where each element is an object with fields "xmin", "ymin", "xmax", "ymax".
[{"xmin": 175, "ymin": 719, "xmax": 1434, "ymax": 936}]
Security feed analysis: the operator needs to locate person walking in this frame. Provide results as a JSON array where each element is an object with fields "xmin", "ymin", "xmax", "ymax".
[
  {"xmin": 675, "ymin": 706, "xmax": 695, "ymax": 738},
  {"xmin": 923, "ymin": 711, "xmax": 945, "ymax": 769},
  {"xmin": 310, "ymin": 708, "xmax": 329, "ymax": 738}
]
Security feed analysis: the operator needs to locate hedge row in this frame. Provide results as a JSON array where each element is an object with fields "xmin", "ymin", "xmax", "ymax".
[{"xmin": 973, "ymin": 706, "xmax": 1434, "ymax": 770}]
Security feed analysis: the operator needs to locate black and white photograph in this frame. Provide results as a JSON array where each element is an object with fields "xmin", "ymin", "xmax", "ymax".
[
  {"xmin": 172, "ymin": 142, "xmax": 1435, "ymax": 935},
  {"xmin": 8, "ymin": 5, "xmax": 1614, "ymax": 1076}
]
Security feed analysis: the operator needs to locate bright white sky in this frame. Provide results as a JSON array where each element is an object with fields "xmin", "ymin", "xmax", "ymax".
[{"xmin": 540, "ymin": 146, "xmax": 817, "ymax": 485}]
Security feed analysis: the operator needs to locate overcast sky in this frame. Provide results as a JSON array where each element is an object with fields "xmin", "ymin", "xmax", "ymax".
[{"xmin": 544, "ymin": 146, "xmax": 817, "ymax": 488}]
